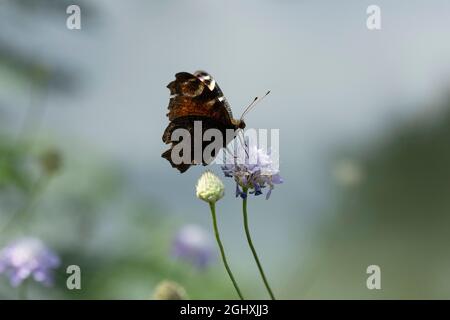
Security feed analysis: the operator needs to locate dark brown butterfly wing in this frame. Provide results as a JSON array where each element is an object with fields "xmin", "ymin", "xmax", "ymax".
[
  {"xmin": 165, "ymin": 72, "xmax": 233, "ymax": 125},
  {"xmin": 162, "ymin": 115, "xmax": 235, "ymax": 173},
  {"xmin": 162, "ymin": 71, "xmax": 238, "ymax": 173}
]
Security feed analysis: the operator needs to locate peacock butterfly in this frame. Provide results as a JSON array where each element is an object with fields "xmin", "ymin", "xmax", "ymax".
[{"xmin": 161, "ymin": 71, "xmax": 247, "ymax": 173}]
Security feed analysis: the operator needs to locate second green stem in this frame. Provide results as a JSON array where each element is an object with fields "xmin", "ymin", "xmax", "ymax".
[{"xmin": 242, "ymin": 192, "xmax": 276, "ymax": 300}]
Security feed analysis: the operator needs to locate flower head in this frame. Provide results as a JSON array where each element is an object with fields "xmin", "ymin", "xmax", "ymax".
[
  {"xmin": 0, "ymin": 238, "xmax": 60, "ymax": 287},
  {"xmin": 333, "ymin": 159, "xmax": 364, "ymax": 187},
  {"xmin": 153, "ymin": 280, "xmax": 188, "ymax": 300},
  {"xmin": 196, "ymin": 171, "xmax": 225, "ymax": 204},
  {"xmin": 40, "ymin": 149, "xmax": 62, "ymax": 175},
  {"xmin": 222, "ymin": 144, "xmax": 283, "ymax": 199},
  {"xmin": 172, "ymin": 224, "xmax": 214, "ymax": 269}
]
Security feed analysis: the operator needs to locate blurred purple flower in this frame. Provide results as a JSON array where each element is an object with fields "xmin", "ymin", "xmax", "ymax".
[
  {"xmin": 222, "ymin": 144, "xmax": 283, "ymax": 199},
  {"xmin": 172, "ymin": 225, "xmax": 214, "ymax": 269},
  {"xmin": 0, "ymin": 238, "xmax": 60, "ymax": 287}
]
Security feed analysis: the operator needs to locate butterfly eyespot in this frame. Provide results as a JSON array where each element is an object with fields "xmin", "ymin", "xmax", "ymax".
[{"xmin": 181, "ymin": 81, "xmax": 204, "ymax": 97}]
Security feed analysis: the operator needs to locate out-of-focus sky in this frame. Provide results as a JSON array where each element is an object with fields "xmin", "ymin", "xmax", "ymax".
[{"xmin": 2, "ymin": 0, "xmax": 450, "ymax": 293}]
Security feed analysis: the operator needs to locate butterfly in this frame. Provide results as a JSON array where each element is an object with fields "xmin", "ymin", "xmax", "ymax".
[{"xmin": 162, "ymin": 71, "xmax": 255, "ymax": 173}]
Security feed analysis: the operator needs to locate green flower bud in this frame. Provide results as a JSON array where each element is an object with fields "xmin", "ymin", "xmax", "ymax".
[
  {"xmin": 153, "ymin": 280, "xmax": 188, "ymax": 300},
  {"xmin": 196, "ymin": 171, "xmax": 225, "ymax": 204}
]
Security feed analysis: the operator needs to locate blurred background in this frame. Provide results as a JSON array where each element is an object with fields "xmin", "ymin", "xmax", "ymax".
[{"xmin": 1, "ymin": 0, "xmax": 450, "ymax": 299}]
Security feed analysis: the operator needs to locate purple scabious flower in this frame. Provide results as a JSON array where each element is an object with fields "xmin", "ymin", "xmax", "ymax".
[
  {"xmin": 222, "ymin": 144, "xmax": 283, "ymax": 199},
  {"xmin": 0, "ymin": 238, "xmax": 60, "ymax": 287},
  {"xmin": 172, "ymin": 225, "xmax": 215, "ymax": 269}
]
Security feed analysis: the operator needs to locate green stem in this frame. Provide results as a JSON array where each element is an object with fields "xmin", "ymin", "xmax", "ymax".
[
  {"xmin": 242, "ymin": 191, "xmax": 276, "ymax": 300},
  {"xmin": 18, "ymin": 279, "xmax": 29, "ymax": 300},
  {"xmin": 208, "ymin": 202, "xmax": 244, "ymax": 300},
  {"xmin": 1, "ymin": 174, "xmax": 49, "ymax": 233}
]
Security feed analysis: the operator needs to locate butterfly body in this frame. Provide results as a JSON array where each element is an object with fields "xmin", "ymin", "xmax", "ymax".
[{"xmin": 162, "ymin": 71, "xmax": 245, "ymax": 173}]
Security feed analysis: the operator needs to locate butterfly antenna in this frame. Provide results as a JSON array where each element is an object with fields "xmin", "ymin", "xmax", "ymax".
[
  {"xmin": 240, "ymin": 90, "xmax": 271, "ymax": 120},
  {"xmin": 240, "ymin": 96, "xmax": 258, "ymax": 121}
]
